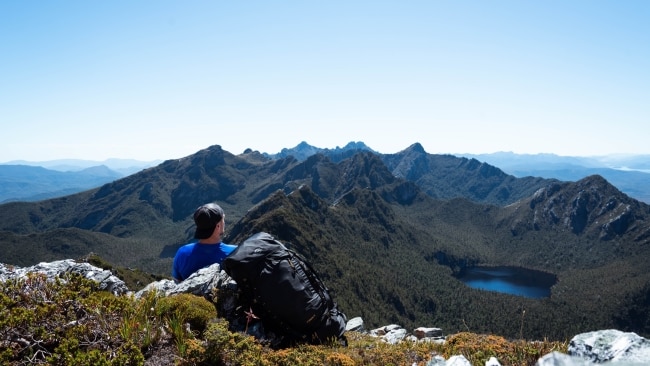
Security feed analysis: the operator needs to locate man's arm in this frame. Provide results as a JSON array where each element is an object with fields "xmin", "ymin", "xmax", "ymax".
[{"xmin": 171, "ymin": 256, "xmax": 183, "ymax": 283}]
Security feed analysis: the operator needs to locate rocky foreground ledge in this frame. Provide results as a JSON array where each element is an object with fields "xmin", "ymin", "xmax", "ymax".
[{"xmin": 2, "ymin": 259, "xmax": 649, "ymax": 366}]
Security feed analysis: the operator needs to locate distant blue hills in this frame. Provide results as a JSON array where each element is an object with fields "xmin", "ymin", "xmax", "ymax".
[
  {"xmin": 1, "ymin": 144, "xmax": 648, "ymax": 204},
  {"xmin": 3, "ymin": 158, "xmax": 162, "ymax": 175},
  {"xmin": 0, "ymin": 159, "xmax": 160, "ymax": 203},
  {"xmin": 459, "ymin": 152, "xmax": 650, "ymax": 203}
]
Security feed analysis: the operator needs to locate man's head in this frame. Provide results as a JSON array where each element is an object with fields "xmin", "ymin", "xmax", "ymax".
[{"xmin": 193, "ymin": 203, "xmax": 225, "ymax": 239}]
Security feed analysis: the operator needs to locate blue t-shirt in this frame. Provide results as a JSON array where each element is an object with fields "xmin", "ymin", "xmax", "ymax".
[{"xmin": 172, "ymin": 241, "xmax": 237, "ymax": 282}]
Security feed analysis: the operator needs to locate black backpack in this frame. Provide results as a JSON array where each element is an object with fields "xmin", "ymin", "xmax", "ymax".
[{"xmin": 222, "ymin": 232, "xmax": 347, "ymax": 347}]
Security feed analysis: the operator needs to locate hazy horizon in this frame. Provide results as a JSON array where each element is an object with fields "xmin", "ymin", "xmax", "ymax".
[{"xmin": 2, "ymin": 142, "xmax": 649, "ymax": 167}]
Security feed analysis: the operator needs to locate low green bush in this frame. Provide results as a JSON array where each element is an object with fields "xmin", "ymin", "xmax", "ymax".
[{"xmin": 157, "ymin": 293, "xmax": 217, "ymax": 336}]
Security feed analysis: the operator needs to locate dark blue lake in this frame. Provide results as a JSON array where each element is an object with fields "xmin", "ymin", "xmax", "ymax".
[{"xmin": 456, "ymin": 266, "xmax": 557, "ymax": 299}]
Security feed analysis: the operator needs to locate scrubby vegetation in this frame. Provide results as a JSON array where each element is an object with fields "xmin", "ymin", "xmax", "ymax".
[
  {"xmin": 1, "ymin": 272, "xmax": 568, "ymax": 366},
  {"xmin": 225, "ymin": 187, "xmax": 650, "ymax": 340},
  {"xmin": 2, "ymin": 146, "xmax": 649, "ymax": 344}
]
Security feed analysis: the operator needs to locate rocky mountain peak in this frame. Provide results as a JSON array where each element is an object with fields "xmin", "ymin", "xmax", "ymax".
[
  {"xmin": 402, "ymin": 142, "xmax": 426, "ymax": 154},
  {"xmin": 512, "ymin": 175, "xmax": 650, "ymax": 241}
]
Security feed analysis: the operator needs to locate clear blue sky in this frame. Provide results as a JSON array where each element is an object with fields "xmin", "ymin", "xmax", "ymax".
[{"xmin": 1, "ymin": 1, "xmax": 648, "ymax": 162}]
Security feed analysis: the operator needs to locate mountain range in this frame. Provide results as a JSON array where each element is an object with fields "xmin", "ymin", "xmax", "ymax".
[
  {"xmin": 2, "ymin": 144, "xmax": 648, "ymax": 204},
  {"xmin": 2, "ymin": 157, "xmax": 162, "ymax": 174},
  {"xmin": 460, "ymin": 152, "xmax": 650, "ymax": 204},
  {"xmin": 0, "ymin": 159, "xmax": 160, "ymax": 203},
  {"xmin": 1, "ymin": 142, "xmax": 649, "ymax": 341}
]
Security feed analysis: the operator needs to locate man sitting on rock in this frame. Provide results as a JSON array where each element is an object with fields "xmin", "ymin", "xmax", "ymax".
[{"xmin": 172, "ymin": 203, "xmax": 237, "ymax": 283}]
